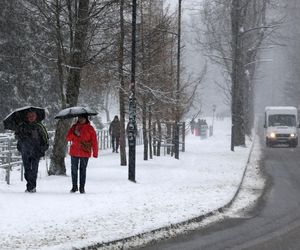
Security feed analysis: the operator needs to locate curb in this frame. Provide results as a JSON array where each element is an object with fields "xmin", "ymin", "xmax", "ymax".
[
  {"xmin": 78, "ymin": 138, "xmax": 256, "ymax": 250},
  {"xmin": 221, "ymin": 134, "xmax": 256, "ymax": 211}
]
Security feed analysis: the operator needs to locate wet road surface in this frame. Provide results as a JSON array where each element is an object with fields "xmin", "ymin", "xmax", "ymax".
[{"xmin": 137, "ymin": 143, "xmax": 300, "ymax": 250}]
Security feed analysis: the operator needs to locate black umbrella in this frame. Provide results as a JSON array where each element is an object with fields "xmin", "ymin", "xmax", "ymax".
[
  {"xmin": 3, "ymin": 106, "xmax": 46, "ymax": 131},
  {"xmin": 55, "ymin": 106, "xmax": 98, "ymax": 119}
]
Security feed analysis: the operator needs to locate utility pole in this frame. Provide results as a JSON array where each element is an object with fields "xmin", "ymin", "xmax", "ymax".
[
  {"xmin": 128, "ymin": 0, "xmax": 137, "ymax": 182},
  {"xmin": 174, "ymin": 0, "xmax": 182, "ymax": 159}
]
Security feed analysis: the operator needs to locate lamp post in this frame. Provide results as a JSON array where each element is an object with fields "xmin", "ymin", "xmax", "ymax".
[{"xmin": 128, "ymin": 0, "xmax": 137, "ymax": 182}]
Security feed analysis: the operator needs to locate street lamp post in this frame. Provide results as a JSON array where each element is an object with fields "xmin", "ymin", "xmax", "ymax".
[{"xmin": 128, "ymin": 0, "xmax": 137, "ymax": 182}]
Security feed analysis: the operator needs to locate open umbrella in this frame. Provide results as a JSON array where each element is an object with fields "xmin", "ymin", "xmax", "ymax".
[
  {"xmin": 55, "ymin": 106, "xmax": 98, "ymax": 119},
  {"xmin": 3, "ymin": 106, "xmax": 46, "ymax": 131}
]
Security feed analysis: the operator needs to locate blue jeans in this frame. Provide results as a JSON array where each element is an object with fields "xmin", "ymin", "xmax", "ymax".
[
  {"xmin": 111, "ymin": 136, "xmax": 119, "ymax": 152},
  {"xmin": 71, "ymin": 157, "xmax": 89, "ymax": 188}
]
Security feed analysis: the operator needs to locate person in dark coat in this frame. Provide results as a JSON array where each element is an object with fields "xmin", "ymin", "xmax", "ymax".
[
  {"xmin": 15, "ymin": 111, "xmax": 49, "ymax": 193},
  {"xmin": 109, "ymin": 115, "xmax": 121, "ymax": 153},
  {"xmin": 67, "ymin": 114, "xmax": 98, "ymax": 194},
  {"xmin": 190, "ymin": 118, "xmax": 195, "ymax": 134}
]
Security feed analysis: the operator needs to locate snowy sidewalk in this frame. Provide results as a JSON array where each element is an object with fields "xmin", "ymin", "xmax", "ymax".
[{"xmin": 0, "ymin": 118, "xmax": 254, "ymax": 250}]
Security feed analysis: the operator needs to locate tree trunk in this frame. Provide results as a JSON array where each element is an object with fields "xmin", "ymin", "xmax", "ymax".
[
  {"xmin": 182, "ymin": 121, "xmax": 185, "ymax": 152},
  {"xmin": 119, "ymin": 0, "xmax": 127, "ymax": 166},
  {"xmin": 142, "ymin": 101, "xmax": 148, "ymax": 160},
  {"xmin": 54, "ymin": 0, "xmax": 66, "ymax": 108},
  {"xmin": 156, "ymin": 117, "xmax": 161, "ymax": 156},
  {"xmin": 148, "ymin": 105, "xmax": 153, "ymax": 159},
  {"xmin": 104, "ymin": 107, "xmax": 111, "ymax": 124},
  {"xmin": 244, "ymin": 77, "xmax": 251, "ymax": 136},
  {"xmin": 104, "ymin": 87, "xmax": 111, "ymax": 123},
  {"xmin": 49, "ymin": 0, "xmax": 90, "ymax": 175},
  {"xmin": 153, "ymin": 121, "xmax": 157, "ymax": 156},
  {"xmin": 171, "ymin": 122, "xmax": 175, "ymax": 157},
  {"xmin": 49, "ymin": 120, "xmax": 71, "ymax": 175},
  {"xmin": 231, "ymin": 0, "xmax": 245, "ymax": 150},
  {"xmin": 140, "ymin": 1, "xmax": 148, "ymax": 161},
  {"xmin": 167, "ymin": 122, "xmax": 171, "ymax": 155},
  {"xmin": 174, "ymin": 0, "xmax": 182, "ymax": 160}
]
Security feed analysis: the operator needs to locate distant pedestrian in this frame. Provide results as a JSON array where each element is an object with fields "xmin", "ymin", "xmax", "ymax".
[
  {"xmin": 190, "ymin": 118, "xmax": 195, "ymax": 134},
  {"xmin": 67, "ymin": 114, "xmax": 98, "ymax": 194},
  {"xmin": 15, "ymin": 111, "xmax": 49, "ymax": 193},
  {"xmin": 194, "ymin": 119, "xmax": 201, "ymax": 136},
  {"xmin": 109, "ymin": 115, "xmax": 121, "ymax": 153}
]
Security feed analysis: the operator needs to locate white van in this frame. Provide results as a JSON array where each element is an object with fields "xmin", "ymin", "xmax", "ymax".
[{"xmin": 264, "ymin": 106, "xmax": 299, "ymax": 147}]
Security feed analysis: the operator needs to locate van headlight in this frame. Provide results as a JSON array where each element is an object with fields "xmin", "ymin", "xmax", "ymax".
[
  {"xmin": 270, "ymin": 132, "xmax": 276, "ymax": 138},
  {"xmin": 290, "ymin": 133, "xmax": 296, "ymax": 138}
]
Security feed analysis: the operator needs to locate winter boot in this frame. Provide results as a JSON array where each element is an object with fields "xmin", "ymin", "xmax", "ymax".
[
  {"xmin": 70, "ymin": 185, "xmax": 78, "ymax": 193},
  {"xmin": 25, "ymin": 188, "xmax": 36, "ymax": 193},
  {"xmin": 79, "ymin": 186, "xmax": 85, "ymax": 194}
]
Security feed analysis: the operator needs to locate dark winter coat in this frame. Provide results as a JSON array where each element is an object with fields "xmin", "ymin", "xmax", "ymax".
[
  {"xmin": 109, "ymin": 119, "xmax": 121, "ymax": 138},
  {"xmin": 15, "ymin": 121, "xmax": 49, "ymax": 158},
  {"xmin": 67, "ymin": 121, "xmax": 98, "ymax": 158}
]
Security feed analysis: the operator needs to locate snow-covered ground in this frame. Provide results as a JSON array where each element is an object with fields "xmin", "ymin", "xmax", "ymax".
[{"xmin": 0, "ymin": 118, "xmax": 264, "ymax": 250}]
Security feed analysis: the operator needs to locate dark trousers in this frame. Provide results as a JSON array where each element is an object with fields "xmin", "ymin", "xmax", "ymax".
[
  {"xmin": 71, "ymin": 156, "xmax": 89, "ymax": 188},
  {"xmin": 22, "ymin": 154, "xmax": 40, "ymax": 190},
  {"xmin": 111, "ymin": 136, "xmax": 119, "ymax": 152}
]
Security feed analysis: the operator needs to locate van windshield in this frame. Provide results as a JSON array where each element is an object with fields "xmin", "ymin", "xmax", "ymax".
[{"xmin": 268, "ymin": 114, "xmax": 296, "ymax": 127}]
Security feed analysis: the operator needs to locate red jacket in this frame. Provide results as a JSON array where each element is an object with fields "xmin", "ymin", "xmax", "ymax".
[{"xmin": 67, "ymin": 121, "xmax": 98, "ymax": 158}]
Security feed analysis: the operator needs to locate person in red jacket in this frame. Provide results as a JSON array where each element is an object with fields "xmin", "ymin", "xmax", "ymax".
[{"xmin": 67, "ymin": 114, "xmax": 98, "ymax": 193}]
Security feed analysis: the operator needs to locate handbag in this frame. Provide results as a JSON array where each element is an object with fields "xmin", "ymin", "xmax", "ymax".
[{"xmin": 80, "ymin": 141, "xmax": 92, "ymax": 153}]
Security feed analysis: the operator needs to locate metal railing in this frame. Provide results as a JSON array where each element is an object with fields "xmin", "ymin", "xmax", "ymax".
[
  {"xmin": 0, "ymin": 135, "xmax": 23, "ymax": 184},
  {"xmin": 97, "ymin": 129, "xmax": 143, "ymax": 151}
]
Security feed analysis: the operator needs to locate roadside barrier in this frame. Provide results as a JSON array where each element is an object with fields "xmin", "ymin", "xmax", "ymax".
[{"xmin": 0, "ymin": 135, "xmax": 23, "ymax": 184}]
